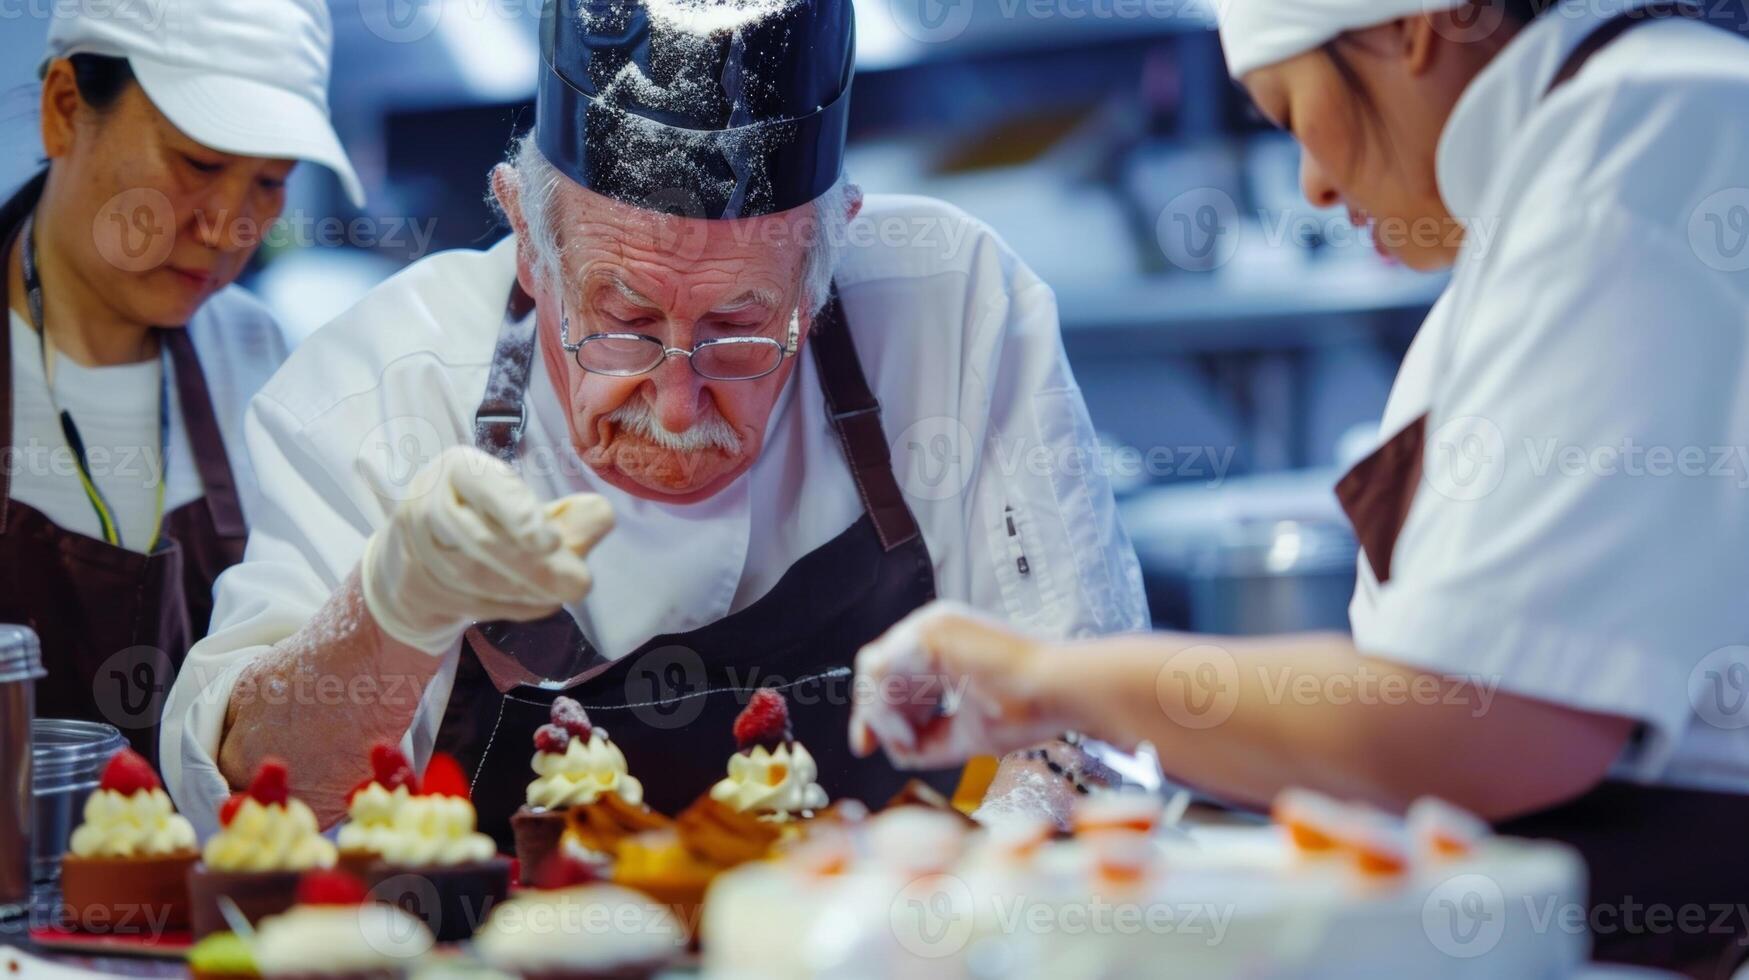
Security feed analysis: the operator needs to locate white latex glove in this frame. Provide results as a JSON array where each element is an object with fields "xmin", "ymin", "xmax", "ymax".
[
  {"xmin": 849, "ymin": 600, "xmax": 1073, "ymax": 770},
  {"xmin": 362, "ymin": 445, "xmax": 615, "ymax": 654}
]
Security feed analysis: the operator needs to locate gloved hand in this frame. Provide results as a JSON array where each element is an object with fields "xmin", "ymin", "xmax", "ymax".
[
  {"xmin": 848, "ymin": 601, "xmax": 1073, "ymax": 770},
  {"xmin": 362, "ymin": 446, "xmax": 615, "ymax": 654}
]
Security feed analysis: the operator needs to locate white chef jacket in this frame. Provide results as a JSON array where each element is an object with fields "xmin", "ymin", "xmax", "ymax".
[
  {"xmin": 1349, "ymin": 1, "xmax": 1749, "ymax": 793},
  {"xmin": 161, "ymin": 193, "xmax": 1149, "ymax": 828}
]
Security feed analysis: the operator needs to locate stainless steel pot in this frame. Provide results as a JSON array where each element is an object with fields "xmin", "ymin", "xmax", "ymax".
[
  {"xmin": 0, "ymin": 625, "xmax": 45, "ymax": 920},
  {"xmin": 1122, "ymin": 471, "xmax": 1358, "ymax": 635},
  {"xmin": 30, "ymin": 719, "xmax": 126, "ymax": 889}
]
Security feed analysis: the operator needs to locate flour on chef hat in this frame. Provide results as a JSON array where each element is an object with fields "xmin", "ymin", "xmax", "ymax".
[
  {"xmin": 1214, "ymin": 0, "xmax": 1471, "ymax": 79},
  {"xmin": 578, "ymin": 0, "xmax": 808, "ymax": 217}
]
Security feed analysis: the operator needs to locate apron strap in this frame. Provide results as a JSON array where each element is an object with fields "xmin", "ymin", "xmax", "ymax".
[
  {"xmin": 1544, "ymin": 1, "xmax": 1721, "ymax": 97},
  {"xmin": 0, "ymin": 171, "xmax": 50, "ymax": 536},
  {"xmin": 809, "ymin": 292, "xmax": 921, "ymax": 552},
  {"xmin": 161, "ymin": 329, "xmax": 248, "ymax": 539},
  {"xmin": 473, "ymin": 283, "xmax": 538, "ymax": 464}
]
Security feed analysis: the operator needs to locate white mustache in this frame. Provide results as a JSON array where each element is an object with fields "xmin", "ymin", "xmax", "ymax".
[{"xmin": 605, "ymin": 399, "xmax": 742, "ymax": 454}]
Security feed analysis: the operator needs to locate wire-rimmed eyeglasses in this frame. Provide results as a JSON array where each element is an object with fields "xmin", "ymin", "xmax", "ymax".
[{"xmin": 560, "ymin": 303, "xmax": 801, "ymax": 382}]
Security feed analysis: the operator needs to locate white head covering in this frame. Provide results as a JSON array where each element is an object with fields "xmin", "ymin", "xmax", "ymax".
[{"xmin": 1215, "ymin": 0, "xmax": 1470, "ymax": 79}]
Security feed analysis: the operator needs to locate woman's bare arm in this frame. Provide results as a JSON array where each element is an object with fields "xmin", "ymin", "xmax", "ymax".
[{"xmin": 1039, "ymin": 631, "xmax": 1636, "ymax": 820}]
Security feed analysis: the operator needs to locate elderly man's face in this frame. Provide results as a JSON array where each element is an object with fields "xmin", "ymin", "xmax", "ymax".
[{"xmin": 515, "ymin": 184, "xmax": 817, "ymax": 503}]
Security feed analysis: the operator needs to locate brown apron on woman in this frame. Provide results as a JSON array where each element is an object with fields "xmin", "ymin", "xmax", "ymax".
[
  {"xmin": 434, "ymin": 281, "xmax": 958, "ymax": 847},
  {"xmin": 1337, "ymin": 8, "xmax": 1749, "ymax": 976},
  {"xmin": 0, "ymin": 173, "xmax": 248, "ymax": 768}
]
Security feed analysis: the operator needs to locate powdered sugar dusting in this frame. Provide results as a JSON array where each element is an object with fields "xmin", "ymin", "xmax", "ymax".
[{"xmin": 637, "ymin": 0, "xmax": 804, "ymax": 35}]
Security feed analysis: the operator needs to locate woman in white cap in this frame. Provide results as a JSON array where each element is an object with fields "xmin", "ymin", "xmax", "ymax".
[
  {"xmin": 0, "ymin": 0, "xmax": 363, "ymax": 768},
  {"xmin": 852, "ymin": 0, "xmax": 1749, "ymax": 972}
]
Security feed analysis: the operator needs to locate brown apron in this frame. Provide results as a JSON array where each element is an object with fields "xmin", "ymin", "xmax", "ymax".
[
  {"xmin": 0, "ymin": 173, "xmax": 248, "ymax": 769},
  {"xmin": 1336, "ymin": 7, "xmax": 1749, "ymax": 976},
  {"xmin": 434, "ymin": 282, "xmax": 957, "ymax": 847}
]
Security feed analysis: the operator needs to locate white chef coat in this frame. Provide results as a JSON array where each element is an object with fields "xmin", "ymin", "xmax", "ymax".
[
  {"xmin": 5, "ymin": 288, "xmax": 286, "ymax": 550},
  {"xmin": 160, "ymin": 193, "xmax": 1150, "ymax": 828},
  {"xmin": 1349, "ymin": 1, "xmax": 1749, "ymax": 793}
]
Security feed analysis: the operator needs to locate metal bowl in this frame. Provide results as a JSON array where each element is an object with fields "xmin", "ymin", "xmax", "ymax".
[{"xmin": 31, "ymin": 719, "xmax": 126, "ymax": 886}]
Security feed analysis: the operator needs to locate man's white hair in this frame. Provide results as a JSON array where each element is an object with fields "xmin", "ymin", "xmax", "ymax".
[{"xmin": 495, "ymin": 132, "xmax": 852, "ymax": 318}]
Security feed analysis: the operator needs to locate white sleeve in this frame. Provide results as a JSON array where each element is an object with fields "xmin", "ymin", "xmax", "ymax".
[
  {"xmin": 1357, "ymin": 205, "xmax": 1749, "ymax": 779},
  {"xmin": 963, "ymin": 279, "xmax": 1150, "ymax": 641},
  {"xmin": 159, "ymin": 390, "xmax": 460, "ymax": 832}
]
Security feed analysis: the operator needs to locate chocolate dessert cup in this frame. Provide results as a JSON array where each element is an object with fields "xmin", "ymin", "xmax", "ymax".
[{"xmin": 59, "ymin": 851, "xmax": 197, "ymax": 933}]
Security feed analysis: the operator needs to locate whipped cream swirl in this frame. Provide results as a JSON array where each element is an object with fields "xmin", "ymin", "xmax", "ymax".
[
  {"xmin": 526, "ymin": 731, "xmax": 644, "ymax": 810},
  {"xmin": 202, "ymin": 798, "xmax": 337, "ymax": 872},
  {"xmin": 68, "ymin": 788, "xmax": 197, "ymax": 859},
  {"xmin": 709, "ymin": 742, "xmax": 828, "ymax": 818}
]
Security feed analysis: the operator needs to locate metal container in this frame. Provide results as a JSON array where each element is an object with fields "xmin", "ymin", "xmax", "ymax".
[
  {"xmin": 30, "ymin": 719, "xmax": 126, "ymax": 889},
  {"xmin": 0, "ymin": 625, "xmax": 45, "ymax": 920},
  {"xmin": 1123, "ymin": 471, "xmax": 1358, "ymax": 635}
]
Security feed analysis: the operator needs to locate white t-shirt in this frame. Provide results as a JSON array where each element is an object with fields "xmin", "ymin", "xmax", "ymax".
[
  {"xmin": 1349, "ymin": 2, "xmax": 1749, "ymax": 793},
  {"xmin": 5, "ymin": 286, "xmax": 289, "ymax": 550},
  {"xmin": 161, "ymin": 194, "xmax": 1151, "ymax": 830}
]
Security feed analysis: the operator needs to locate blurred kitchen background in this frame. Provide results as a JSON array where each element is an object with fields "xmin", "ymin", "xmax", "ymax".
[{"xmin": 6, "ymin": 1, "xmax": 1742, "ymax": 636}]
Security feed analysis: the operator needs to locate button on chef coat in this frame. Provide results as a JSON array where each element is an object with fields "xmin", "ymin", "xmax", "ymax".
[
  {"xmin": 159, "ymin": 194, "xmax": 1149, "ymax": 827},
  {"xmin": 1349, "ymin": 1, "xmax": 1749, "ymax": 793}
]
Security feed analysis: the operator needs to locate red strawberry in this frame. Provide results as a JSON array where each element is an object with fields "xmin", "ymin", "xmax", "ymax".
[
  {"xmin": 534, "ymin": 723, "xmax": 571, "ymax": 754},
  {"xmin": 247, "ymin": 758, "xmax": 290, "ymax": 807},
  {"xmin": 732, "ymin": 688, "xmax": 792, "ymax": 752},
  {"xmin": 98, "ymin": 749, "xmax": 160, "ymax": 796},
  {"xmin": 219, "ymin": 793, "xmax": 245, "ymax": 827},
  {"xmin": 549, "ymin": 697, "xmax": 592, "ymax": 740},
  {"xmin": 369, "ymin": 741, "xmax": 419, "ymax": 793},
  {"xmin": 421, "ymin": 752, "xmax": 470, "ymax": 799},
  {"xmin": 297, "ymin": 870, "xmax": 369, "ymax": 907},
  {"xmin": 535, "ymin": 853, "xmax": 602, "ymax": 891}
]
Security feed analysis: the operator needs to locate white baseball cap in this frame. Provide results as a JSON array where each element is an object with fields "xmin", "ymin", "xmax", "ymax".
[{"xmin": 43, "ymin": 0, "xmax": 366, "ymax": 208}]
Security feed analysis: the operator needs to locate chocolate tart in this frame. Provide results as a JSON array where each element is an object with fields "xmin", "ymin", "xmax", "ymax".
[
  {"xmin": 59, "ymin": 850, "xmax": 196, "ymax": 933},
  {"xmin": 336, "ymin": 849, "xmax": 380, "ymax": 880},
  {"xmin": 674, "ymin": 797, "xmax": 784, "ymax": 868},
  {"xmin": 188, "ymin": 864, "xmax": 305, "ymax": 938},
  {"xmin": 511, "ymin": 806, "xmax": 568, "ymax": 885},
  {"xmin": 361, "ymin": 856, "xmax": 511, "ymax": 942}
]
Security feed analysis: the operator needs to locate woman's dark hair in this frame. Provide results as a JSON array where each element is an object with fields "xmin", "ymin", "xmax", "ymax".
[
  {"xmin": 1318, "ymin": 0, "xmax": 1551, "ymax": 165},
  {"xmin": 68, "ymin": 53, "xmax": 135, "ymax": 112}
]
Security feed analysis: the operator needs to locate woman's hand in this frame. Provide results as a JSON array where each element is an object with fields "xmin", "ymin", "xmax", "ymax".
[{"xmin": 849, "ymin": 601, "xmax": 1077, "ymax": 769}]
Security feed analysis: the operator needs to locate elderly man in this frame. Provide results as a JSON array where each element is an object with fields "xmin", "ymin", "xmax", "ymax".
[{"xmin": 161, "ymin": 0, "xmax": 1145, "ymax": 841}]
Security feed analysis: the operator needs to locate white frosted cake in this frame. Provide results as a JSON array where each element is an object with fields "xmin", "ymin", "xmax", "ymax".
[{"xmin": 700, "ymin": 790, "xmax": 1587, "ymax": 979}]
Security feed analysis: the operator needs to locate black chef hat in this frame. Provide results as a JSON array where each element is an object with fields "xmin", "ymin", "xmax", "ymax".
[{"xmin": 536, "ymin": 0, "xmax": 855, "ymax": 221}]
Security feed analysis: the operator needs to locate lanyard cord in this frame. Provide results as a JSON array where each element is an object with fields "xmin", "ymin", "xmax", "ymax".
[{"xmin": 18, "ymin": 212, "xmax": 170, "ymax": 552}]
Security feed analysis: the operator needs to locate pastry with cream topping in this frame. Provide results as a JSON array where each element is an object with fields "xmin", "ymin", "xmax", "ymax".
[
  {"xmin": 352, "ymin": 752, "xmax": 511, "ymax": 942},
  {"xmin": 189, "ymin": 757, "xmax": 338, "ymax": 937},
  {"xmin": 335, "ymin": 741, "xmax": 421, "ymax": 876},
  {"xmin": 510, "ymin": 697, "xmax": 651, "ymax": 885},
  {"xmin": 253, "ymin": 870, "xmax": 434, "ymax": 979},
  {"xmin": 59, "ymin": 748, "xmax": 199, "ymax": 932},
  {"xmin": 705, "ymin": 688, "xmax": 827, "ymax": 820}
]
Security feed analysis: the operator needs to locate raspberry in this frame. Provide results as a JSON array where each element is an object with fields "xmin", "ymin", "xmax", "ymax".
[
  {"xmin": 219, "ymin": 793, "xmax": 245, "ymax": 827},
  {"xmin": 97, "ymin": 749, "xmax": 159, "ymax": 796},
  {"xmin": 549, "ymin": 697, "xmax": 593, "ymax": 740},
  {"xmin": 369, "ymin": 741, "xmax": 419, "ymax": 793},
  {"xmin": 296, "ymin": 870, "xmax": 369, "ymax": 907},
  {"xmin": 732, "ymin": 688, "xmax": 792, "ymax": 752},
  {"xmin": 247, "ymin": 758, "xmax": 290, "ymax": 807},
  {"xmin": 421, "ymin": 752, "xmax": 470, "ymax": 799},
  {"xmin": 534, "ymin": 724, "xmax": 571, "ymax": 754}
]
